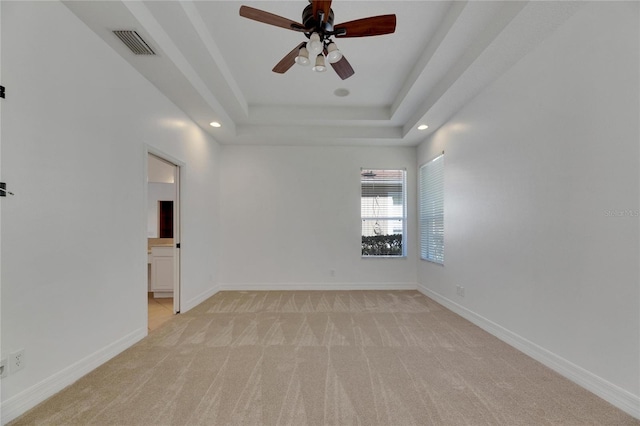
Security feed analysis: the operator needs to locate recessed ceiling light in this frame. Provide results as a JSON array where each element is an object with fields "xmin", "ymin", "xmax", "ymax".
[
  {"xmin": 418, "ymin": 124, "xmax": 429, "ymax": 130},
  {"xmin": 209, "ymin": 121, "xmax": 221, "ymax": 128},
  {"xmin": 334, "ymin": 88, "xmax": 350, "ymax": 97}
]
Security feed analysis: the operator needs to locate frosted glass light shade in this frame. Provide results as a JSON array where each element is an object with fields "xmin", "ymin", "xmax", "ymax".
[
  {"xmin": 295, "ymin": 46, "xmax": 310, "ymax": 66},
  {"xmin": 326, "ymin": 42, "xmax": 342, "ymax": 63},
  {"xmin": 312, "ymin": 54, "xmax": 326, "ymax": 72},
  {"xmin": 308, "ymin": 33, "xmax": 323, "ymax": 57}
]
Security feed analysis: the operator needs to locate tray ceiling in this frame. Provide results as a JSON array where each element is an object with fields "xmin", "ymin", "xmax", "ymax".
[{"xmin": 64, "ymin": 1, "xmax": 583, "ymax": 146}]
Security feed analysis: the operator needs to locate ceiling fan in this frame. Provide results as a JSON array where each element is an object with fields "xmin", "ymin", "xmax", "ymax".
[{"xmin": 239, "ymin": 0, "xmax": 396, "ymax": 80}]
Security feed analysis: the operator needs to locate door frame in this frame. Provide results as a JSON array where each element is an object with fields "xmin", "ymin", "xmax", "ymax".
[{"xmin": 145, "ymin": 146, "xmax": 184, "ymax": 315}]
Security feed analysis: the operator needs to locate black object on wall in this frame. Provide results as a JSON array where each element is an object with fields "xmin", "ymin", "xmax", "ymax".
[
  {"xmin": 0, "ymin": 182, "xmax": 13, "ymax": 197},
  {"xmin": 158, "ymin": 200, "xmax": 174, "ymax": 238}
]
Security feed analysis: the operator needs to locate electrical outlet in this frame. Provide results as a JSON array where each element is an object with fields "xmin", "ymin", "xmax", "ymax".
[
  {"xmin": 0, "ymin": 358, "xmax": 7, "ymax": 378},
  {"xmin": 456, "ymin": 285, "xmax": 466, "ymax": 297},
  {"xmin": 10, "ymin": 349, "xmax": 25, "ymax": 373}
]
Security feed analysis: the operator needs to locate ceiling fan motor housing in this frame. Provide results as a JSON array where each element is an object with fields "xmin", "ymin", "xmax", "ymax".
[{"xmin": 302, "ymin": 4, "xmax": 334, "ymax": 38}]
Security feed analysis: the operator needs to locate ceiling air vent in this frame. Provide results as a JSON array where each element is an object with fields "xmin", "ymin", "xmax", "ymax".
[{"xmin": 113, "ymin": 30, "xmax": 155, "ymax": 55}]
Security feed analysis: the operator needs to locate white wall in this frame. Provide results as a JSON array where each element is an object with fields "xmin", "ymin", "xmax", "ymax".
[
  {"xmin": 219, "ymin": 145, "xmax": 417, "ymax": 289},
  {"xmin": 0, "ymin": 1, "xmax": 220, "ymax": 422},
  {"xmin": 417, "ymin": 1, "xmax": 639, "ymax": 416},
  {"xmin": 148, "ymin": 154, "xmax": 176, "ymax": 184}
]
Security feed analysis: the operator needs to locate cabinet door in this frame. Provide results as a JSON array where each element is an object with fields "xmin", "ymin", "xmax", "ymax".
[{"xmin": 151, "ymin": 250, "xmax": 174, "ymax": 292}]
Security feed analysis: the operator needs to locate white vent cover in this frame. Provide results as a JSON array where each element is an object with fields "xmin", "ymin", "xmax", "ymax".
[{"xmin": 113, "ymin": 30, "xmax": 155, "ymax": 55}]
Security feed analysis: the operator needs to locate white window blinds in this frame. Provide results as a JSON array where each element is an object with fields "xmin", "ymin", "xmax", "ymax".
[
  {"xmin": 361, "ymin": 169, "xmax": 406, "ymax": 257},
  {"xmin": 419, "ymin": 154, "xmax": 444, "ymax": 264}
]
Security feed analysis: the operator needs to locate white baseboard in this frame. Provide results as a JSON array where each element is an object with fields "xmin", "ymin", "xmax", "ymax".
[
  {"xmin": 416, "ymin": 283, "xmax": 640, "ymax": 420},
  {"xmin": 218, "ymin": 282, "xmax": 418, "ymax": 291},
  {"xmin": 181, "ymin": 283, "xmax": 221, "ymax": 313},
  {"xmin": 1, "ymin": 327, "xmax": 147, "ymax": 425}
]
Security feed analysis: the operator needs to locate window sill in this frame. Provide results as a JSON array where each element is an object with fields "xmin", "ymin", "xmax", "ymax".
[
  {"xmin": 420, "ymin": 258, "xmax": 444, "ymax": 265},
  {"xmin": 362, "ymin": 255, "xmax": 407, "ymax": 259}
]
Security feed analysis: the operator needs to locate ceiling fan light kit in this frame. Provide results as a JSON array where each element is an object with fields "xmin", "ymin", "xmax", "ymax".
[{"xmin": 239, "ymin": 0, "xmax": 396, "ymax": 80}]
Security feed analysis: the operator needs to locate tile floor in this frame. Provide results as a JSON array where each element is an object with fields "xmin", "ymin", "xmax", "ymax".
[{"xmin": 147, "ymin": 293, "xmax": 174, "ymax": 332}]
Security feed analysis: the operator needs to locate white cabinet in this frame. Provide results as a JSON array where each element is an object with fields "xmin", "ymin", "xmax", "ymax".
[{"xmin": 151, "ymin": 246, "xmax": 174, "ymax": 295}]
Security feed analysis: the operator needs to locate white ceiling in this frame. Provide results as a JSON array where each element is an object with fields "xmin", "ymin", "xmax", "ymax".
[{"xmin": 63, "ymin": 1, "xmax": 582, "ymax": 146}]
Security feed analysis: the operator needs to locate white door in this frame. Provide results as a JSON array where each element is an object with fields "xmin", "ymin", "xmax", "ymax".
[
  {"xmin": 147, "ymin": 152, "xmax": 181, "ymax": 314},
  {"xmin": 172, "ymin": 163, "xmax": 181, "ymax": 313}
]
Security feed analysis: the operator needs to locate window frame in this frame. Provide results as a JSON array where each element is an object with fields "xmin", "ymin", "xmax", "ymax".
[
  {"xmin": 360, "ymin": 168, "xmax": 407, "ymax": 258},
  {"xmin": 419, "ymin": 153, "xmax": 444, "ymax": 264}
]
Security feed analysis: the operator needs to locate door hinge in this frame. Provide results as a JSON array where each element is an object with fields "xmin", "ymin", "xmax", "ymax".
[
  {"xmin": 176, "ymin": 243, "xmax": 181, "ymax": 249},
  {"xmin": 0, "ymin": 85, "xmax": 5, "ymax": 99}
]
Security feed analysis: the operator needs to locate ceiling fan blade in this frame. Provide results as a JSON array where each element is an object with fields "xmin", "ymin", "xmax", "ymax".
[
  {"xmin": 272, "ymin": 42, "xmax": 306, "ymax": 74},
  {"xmin": 312, "ymin": 0, "xmax": 333, "ymax": 23},
  {"xmin": 334, "ymin": 15, "xmax": 396, "ymax": 38},
  {"xmin": 330, "ymin": 55, "xmax": 355, "ymax": 80},
  {"xmin": 239, "ymin": 6, "xmax": 307, "ymax": 32}
]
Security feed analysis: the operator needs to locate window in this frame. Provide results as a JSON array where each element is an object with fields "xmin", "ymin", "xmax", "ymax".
[
  {"xmin": 419, "ymin": 154, "xmax": 444, "ymax": 264},
  {"xmin": 361, "ymin": 169, "xmax": 406, "ymax": 257}
]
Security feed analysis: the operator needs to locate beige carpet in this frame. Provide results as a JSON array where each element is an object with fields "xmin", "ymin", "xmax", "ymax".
[{"xmin": 10, "ymin": 290, "xmax": 639, "ymax": 425}]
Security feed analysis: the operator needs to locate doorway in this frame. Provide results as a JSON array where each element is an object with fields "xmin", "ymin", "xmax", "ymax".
[{"xmin": 147, "ymin": 152, "xmax": 181, "ymax": 330}]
